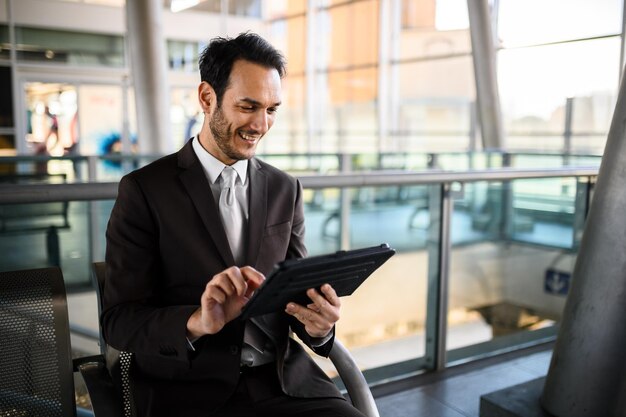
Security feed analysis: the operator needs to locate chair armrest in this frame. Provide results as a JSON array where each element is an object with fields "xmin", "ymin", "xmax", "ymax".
[
  {"xmin": 329, "ymin": 339, "xmax": 380, "ymax": 417},
  {"xmin": 76, "ymin": 358, "xmax": 125, "ymax": 417}
]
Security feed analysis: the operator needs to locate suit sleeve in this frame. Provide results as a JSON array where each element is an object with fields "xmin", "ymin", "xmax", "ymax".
[
  {"xmin": 286, "ymin": 179, "xmax": 336, "ymax": 357},
  {"xmin": 102, "ymin": 175, "xmax": 197, "ymax": 362}
]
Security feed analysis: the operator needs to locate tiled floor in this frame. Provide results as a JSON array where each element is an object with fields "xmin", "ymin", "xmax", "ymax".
[{"xmin": 374, "ymin": 345, "xmax": 553, "ymax": 417}]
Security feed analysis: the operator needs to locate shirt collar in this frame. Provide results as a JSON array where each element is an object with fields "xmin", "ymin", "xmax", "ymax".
[{"xmin": 192, "ymin": 136, "xmax": 248, "ymax": 185}]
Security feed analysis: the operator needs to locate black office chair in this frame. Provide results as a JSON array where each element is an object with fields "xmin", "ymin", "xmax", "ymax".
[
  {"xmin": 0, "ymin": 267, "xmax": 120, "ymax": 417},
  {"xmin": 91, "ymin": 262, "xmax": 380, "ymax": 417}
]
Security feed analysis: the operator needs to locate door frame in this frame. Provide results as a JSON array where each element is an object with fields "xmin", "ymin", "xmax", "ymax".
[{"xmin": 14, "ymin": 64, "xmax": 130, "ymax": 156}]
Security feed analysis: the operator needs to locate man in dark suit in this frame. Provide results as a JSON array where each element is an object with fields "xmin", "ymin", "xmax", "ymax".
[{"xmin": 102, "ymin": 33, "xmax": 366, "ymax": 417}]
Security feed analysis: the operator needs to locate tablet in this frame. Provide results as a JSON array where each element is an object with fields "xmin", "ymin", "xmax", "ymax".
[{"xmin": 240, "ymin": 243, "xmax": 395, "ymax": 319}]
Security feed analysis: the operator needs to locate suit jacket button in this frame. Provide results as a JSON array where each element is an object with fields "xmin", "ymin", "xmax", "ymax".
[{"xmin": 229, "ymin": 345, "xmax": 239, "ymax": 355}]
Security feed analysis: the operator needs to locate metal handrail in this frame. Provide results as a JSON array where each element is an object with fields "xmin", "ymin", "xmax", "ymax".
[{"xmin": 0, "ymin": 166, "xmax": 599, "ymax": 204}]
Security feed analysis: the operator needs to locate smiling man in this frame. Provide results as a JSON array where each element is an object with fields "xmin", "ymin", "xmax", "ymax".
[{"xmin": 102, "ymin": 33, "xmax": 366, "ymax": 417}]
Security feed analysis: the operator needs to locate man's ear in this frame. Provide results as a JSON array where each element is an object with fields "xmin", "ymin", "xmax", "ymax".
[{"xmin": 198, "ymin": 81, "xmax": 214, "ymax": 113}]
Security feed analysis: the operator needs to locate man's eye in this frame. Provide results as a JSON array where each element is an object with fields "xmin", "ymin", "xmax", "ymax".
[
  {"xmin": 268, "ymin": 108, "xmax": 278, "ymax": 114},
  {"xmin": 241, "ymin": 106, "xmax": 254, "ymax": 111}
]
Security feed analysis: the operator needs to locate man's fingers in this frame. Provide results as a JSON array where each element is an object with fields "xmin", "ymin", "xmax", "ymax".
[
  {"xmin": 240, "ymin": 266, "xmax": 265, "ymax": 289},
  {"xmin": 306, "ymin": 285, "xmax": 341, "ymax": 315},
  {"xmin": 286, "ymin": 303, "xmax": 315, "ymax": 323},
  {"xmin": 320, "ymin": 284, "xmax": 340, "ymax": 307},
  {"xmin": 285, "ymin": 302, "xmax": 333, "ymax": 337},
  {"xmin": 208, "ymin": 274, "xmax": 239, "ymax": 298}
]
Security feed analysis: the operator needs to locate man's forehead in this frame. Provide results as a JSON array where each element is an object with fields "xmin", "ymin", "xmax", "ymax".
[{"xmin": 225, "ymin": 64, "xmax": 282, "ymax": 106}]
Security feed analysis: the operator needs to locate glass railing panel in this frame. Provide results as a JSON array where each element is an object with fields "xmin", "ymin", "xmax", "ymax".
[
  {"xmin": 306, "ymin": 184, "xmax": 433, "ymax": 381},
  {"xmin": 0, "ymin": 201, "xmax": 81, "ymax": 288},
  {"xmin": 434, "ymin": 153, "xmax": 473, "ymax": 170},
  {"xmin": 302, "ymin": 187, "xmax": 341, "ymax": 255},
  {"xmin": 0, "ymin": 158, "xmax": 83, "ymax": 182},
  {"xmin": 0, "ymin": 196, "xmax": 115, "ymax": 291},
  {"xmin": 348, "ymin": 185, "xmax": 431, "ymax": 251},
  {"xmin": 571, "ymin": 134, "xmax": 607, "ymax": 156},
  {"xmin": 509, "ymin": 177, "xmax": 578, "ymax": 248},
  {"xmin": 510, "ymin": 153, "xmax": 567, "ymax": 168},
  {"xmin": 445, "ymin": 176, "xmax": 584, "ymax": 362},
  {"xmin": 447, "ymin": 238, "xmax": 568, "ymax": 355},
  {"xmin": 568, "ymin": 154, "xmax": 602, "ymax": 166},
  {"xmin": 451, "ymin": 182, "xmax": 501, "ymax": 245},
  {"xmin": 258, "ymin": 154, "xmax": 341, "ymax": 175},
  {"xmin": 378, "ymin": 153, "xmax": 431, "ymax": 171}
]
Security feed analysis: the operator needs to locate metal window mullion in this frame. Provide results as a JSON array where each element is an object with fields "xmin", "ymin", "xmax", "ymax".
[
  {"xmin": 377, "ymin": 0, "xmax": 390, "ymax": 153},
  {"xmin": 8, "ymin": 0, "xmax": 25, "ymax": 157},
  {"xmin": 564, "ymin": 97, "xmax": 574, "ymax": 162},
  {"xmin": 306, "ymin": 0, "xmax": 317, "ymax": 154},
  {"xmin": 618, "ymin": 0, "xmax": 626, "ymax": 83},
  {"xmin": 388, "ymin": 0, "xmax": 401, "ymax": 148}
]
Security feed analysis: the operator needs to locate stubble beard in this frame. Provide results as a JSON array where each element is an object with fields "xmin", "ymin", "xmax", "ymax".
[{"xmin": 209, "ymin": 104, "xmax": 254, "ymax": 162}]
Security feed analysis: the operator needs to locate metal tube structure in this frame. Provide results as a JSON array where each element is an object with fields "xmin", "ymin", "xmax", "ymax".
[
  {"xmin": 126, "ymin": 0, "xmax": 173, "ymax": 154},
  {"xmin": 541, "ymin": 63, "xmax": 626, "ymax": 417},
  {"xmin": 467, "ymin": 0, "xmax": 504, "ymax": 150}
]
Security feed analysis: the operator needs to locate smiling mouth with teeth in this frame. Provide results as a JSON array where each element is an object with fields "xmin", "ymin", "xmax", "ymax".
[{"xmin": 239, "ymin": 131, "xmax": 260, "ymax": 142}]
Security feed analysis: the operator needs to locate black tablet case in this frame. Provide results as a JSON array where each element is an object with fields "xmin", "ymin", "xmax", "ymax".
[{"xmin": 240, "ymin": 243, "xmax": 395, "ymax": 319}]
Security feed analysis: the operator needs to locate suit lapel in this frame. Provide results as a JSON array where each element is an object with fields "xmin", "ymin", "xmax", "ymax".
[
  {"xmin": 178, "ymin": 141, "xmax": 235, "ymax": 266},
  {"xmin": 246, "ymin": 158, "xmax": 267, "ymax": 268}
]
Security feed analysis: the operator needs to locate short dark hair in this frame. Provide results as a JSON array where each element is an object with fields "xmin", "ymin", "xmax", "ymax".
[{"xmin": 199, "ymin": 32, "xmax": 286, "ymax": 106}]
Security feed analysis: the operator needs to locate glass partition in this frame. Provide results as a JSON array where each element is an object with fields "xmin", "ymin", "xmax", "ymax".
[
  {"xmin": 0, "ymin": 158, "xmax": 597, "ymax": 383},
  {"xmin": 0, "ymin": 199, "xmax": 114, "ymax": 289},
  {"xmin": 446, "ymin": 176, "xmax": 590, "ymax": 363},
  {"xmin": 304, "ymin": 184, "xmax": 433, "ymax": 379}
]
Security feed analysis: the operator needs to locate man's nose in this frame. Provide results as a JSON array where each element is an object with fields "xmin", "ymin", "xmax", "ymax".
[{"xmin": 250, "ymin": 111, "xmax": 270, "ymax": 133}]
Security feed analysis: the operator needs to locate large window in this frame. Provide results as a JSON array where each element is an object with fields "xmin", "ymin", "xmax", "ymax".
[
  {"xmin": 392, "ymin": 0, "xmax": 475, "ymax": 152},
  {"xmin": 263, "ymin": 7, "xmax": 307, "ymax": 154},
  {"xmin": 497, "ymin": 0, "xmax": 622, "ymax": 155},
  {"xmin": 14, "ymin": 27, "xmax": 125, "ymax": 67},
  {"xmin": 167, "ymin": 40, "xmax": 207, "ymax": 73}
]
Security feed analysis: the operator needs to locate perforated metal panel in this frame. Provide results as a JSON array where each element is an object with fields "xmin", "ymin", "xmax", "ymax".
[
  {"xmin": 119, "ymin": 351, "xmax": 134, "ymax": 417},
  {"xmin": 0, "ymin": 268, "xmax": 75, "ymax": 417}
]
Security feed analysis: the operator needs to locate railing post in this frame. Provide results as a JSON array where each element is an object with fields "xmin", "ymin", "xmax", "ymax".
[
  {"xmin": 425, "ymin": 182, "xmax": 452, "ymax": 371},
  {"xmin": 339, "ymin": 153, "xmax": 352, "ymax": 250},
  {"xmin": 571, "ymin": 176, "xmax": 592, "ymax": 250}
]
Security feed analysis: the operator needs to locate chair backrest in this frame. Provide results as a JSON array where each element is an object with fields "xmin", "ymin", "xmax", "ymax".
[
  {"xmin": 0, "ymin": 267, "xmax": 76, "ymax": 417},
  {"xmin": 91, "ymin": 263, "xmax": 135, "ymax": 417},
  {"xmin": 91, "ymin": 262, "xmax": 379, "ymax": 417}
]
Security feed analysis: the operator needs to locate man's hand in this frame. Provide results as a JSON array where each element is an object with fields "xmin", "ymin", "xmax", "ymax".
[
  {"xmin": 187, "ymin": 266, "xmax": 264, "ymax": 339},
  {"xmin": 285, "ymin": 283, "xmax": 341, "ymax": 338}
]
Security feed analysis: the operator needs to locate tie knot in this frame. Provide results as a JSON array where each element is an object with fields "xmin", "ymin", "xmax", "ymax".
[{"xmin": 221, "ymin": 166, "xmax": 237, "ymax": 188}]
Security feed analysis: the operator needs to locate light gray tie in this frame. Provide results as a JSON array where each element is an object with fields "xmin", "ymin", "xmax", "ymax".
[
  {"xmin": 219, "ymin": 166, "xmax": 244, "ymax": 265},
  {"xmin": 219, "ymin": 167, "xmax": 267, "ymax": 362}
]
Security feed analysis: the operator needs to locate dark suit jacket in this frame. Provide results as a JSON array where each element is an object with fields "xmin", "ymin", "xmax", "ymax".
[{"xmin": 102, "ymin": 139, "xmax": 342, "ymax": 416}]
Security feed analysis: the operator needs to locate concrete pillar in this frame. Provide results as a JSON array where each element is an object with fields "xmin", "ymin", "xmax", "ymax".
[
  {"xmin": 126, "ymin": 0, "xmax": 172, "ymax": 154},
  {"xmin": 467, "ymin": 0, "xmax": 504, "ymax": 150},
  {"xmin": 540, "ymin": 64, "xmax": 626, "ymax": 417}
]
